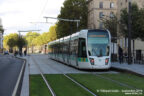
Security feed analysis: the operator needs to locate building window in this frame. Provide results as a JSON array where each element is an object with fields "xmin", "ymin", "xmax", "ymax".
[
  {"xmin": 99, "ymin": 12, "xmax": 103, "ymax": 18},
  {"xmin": 110, "ymin": 2, "xmax": 114, "ymax": 8},
  {"xmin": 110, "ymin": 12, "xmax": 114, "ymax": 18},
  {"xmin": 99, "ymin": 22, "xmax": 103, "ymax": 29},
  {"xmin": 99, "ymin": 2, "xmax": 103, "ymax": 8}
]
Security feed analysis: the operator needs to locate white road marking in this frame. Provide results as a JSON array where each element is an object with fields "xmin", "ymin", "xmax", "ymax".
[{"xmin": 12, "ymin": 60, "xmax": 25, "ymax": 96}]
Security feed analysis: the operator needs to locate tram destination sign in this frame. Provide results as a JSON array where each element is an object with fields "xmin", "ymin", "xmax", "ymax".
[{"xmin": 88, "ymin": 35, "xmax": 107, "ymax": 38}]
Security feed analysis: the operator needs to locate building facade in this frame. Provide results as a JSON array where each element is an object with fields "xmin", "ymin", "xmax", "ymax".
[
  {"xmin": 117, "ymin": 0, "xmax": 144, "ymax": 21},
  {"xmin": 88, "ymin": 0, "xmax": 144, "ymax": 29},
  {"xmin": 0, "ymin": 18, "xmax": 4, "ymax": 52},
  {"xmin": 88, "ymin": 0, "xmax": 117, "ymax": 29}
]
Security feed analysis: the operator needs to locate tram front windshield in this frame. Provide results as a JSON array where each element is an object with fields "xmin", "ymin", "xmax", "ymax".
[{"xmin": 88, "ymin": 30, "xmax": 110, "ymax": 57}]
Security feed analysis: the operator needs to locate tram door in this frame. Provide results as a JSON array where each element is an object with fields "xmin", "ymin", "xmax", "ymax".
[{"xmin": 78, "ymin": 38, "xmax": 87, "ymax": 66}]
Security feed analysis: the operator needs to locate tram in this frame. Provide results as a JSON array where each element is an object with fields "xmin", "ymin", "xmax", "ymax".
[{"xmin": 48, "ymin": 29, "xmax": 111, "ymax": 69}]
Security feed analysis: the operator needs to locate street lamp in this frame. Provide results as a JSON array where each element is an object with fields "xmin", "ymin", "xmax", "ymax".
[{"xmin": 128, "ymin": 0, "xmax": 132, "ymax": 64}]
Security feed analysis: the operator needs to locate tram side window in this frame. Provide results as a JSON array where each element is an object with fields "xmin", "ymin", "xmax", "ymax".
[{"xmin": 78, "ymin": 38, "xmax": 87, "ymax": 58}]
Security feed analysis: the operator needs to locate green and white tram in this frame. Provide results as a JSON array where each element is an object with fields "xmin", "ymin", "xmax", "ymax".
[{"xmin": 48, "ymin": 29, "xmax": 111, "ymax": 69}]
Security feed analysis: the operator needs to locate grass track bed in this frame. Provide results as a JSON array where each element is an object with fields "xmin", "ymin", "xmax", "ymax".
[
  {"xmin": 45, "ymin": 74, "xmax": 93, "ymax": 96},
  {"xmin": 30, "ymin": 75, "xmax": 52, "ymax": 96},
  {"xmin": 100, "ymin": 73, "xmax": 144, "ymax": 93},
  {"xmin": 30, "ymin": 74, "xmax": 144, "ymax": 96},
  {"xmin": 69, "ymin": 74, "xmax": 142, "ymax": 96}
]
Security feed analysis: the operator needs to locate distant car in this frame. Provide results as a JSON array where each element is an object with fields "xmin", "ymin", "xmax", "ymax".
[{"xmin": 4, "ymin": 51, "xmax": 9, "ymax": 55}]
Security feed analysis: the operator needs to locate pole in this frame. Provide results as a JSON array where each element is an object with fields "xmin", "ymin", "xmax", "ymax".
[
  {"xmin": 128, "ymin": 0, "xmax": 132, "ymax": 64},
  {"xmin": 77, "ymin": 21, "xmax": 79, "ymax": 31}
]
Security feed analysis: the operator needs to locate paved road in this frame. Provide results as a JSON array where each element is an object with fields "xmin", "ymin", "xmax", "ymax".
[
  {"xmin": 0, "ymin": 55, "xmax": 24, "ymax": 96},
  {"xmin": 29, "ymin": 54, "xmax": 117, "ymax": 74}
]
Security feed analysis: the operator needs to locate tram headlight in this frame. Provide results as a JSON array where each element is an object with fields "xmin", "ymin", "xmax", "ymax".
[
  {"xmin": 105, "ymin": 58, "xmax": 109, "ymax": 65},
  {"xmin": 90, "ymin": 58, "xmax": 94, "ymax": 65}
]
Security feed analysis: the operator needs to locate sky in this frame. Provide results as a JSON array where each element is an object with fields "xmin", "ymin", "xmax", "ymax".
[{"xmin": 0, "ymin": 0, "xmax": 65, "ymax": 35}]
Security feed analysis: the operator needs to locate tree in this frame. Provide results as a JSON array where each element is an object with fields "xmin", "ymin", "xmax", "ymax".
[
  {"xmin": 17, "ymin": 37, "xmax": 27, "ymax": 52},
  {"xmin": 56, "ymin": 0, "xmax": 88, "ymax": 38},
  {"xmin": 48, "ymin": 25, "xmax": 57, "ymax": 41},
  {"xmin": 33, "ymin": 32, "xmax": 49, "ymax": 46},
  {"xmin": 100, "ymin": 15, "xmax": 118, "ymax": 41},
  {"xmin": 25, "ymin": 32, "xmax": 40, "ymax": 47},
  {"xmin": 3, "ymin": 33, "xmax": 27, "ymax": 52},
  {"xmin": 3, "ymin": 33, "xmax": 19, "ymax": 50},
  {"xmin": 32, "ymin": 25, "xmax": 57, "ymax": 46},
  {"xmin": 120, "ymin": 3, "xmax": 141, "ymax": 40},
  {"xmin": 7, "ymin": 38, "xmax": 17, "ymax": 48}
]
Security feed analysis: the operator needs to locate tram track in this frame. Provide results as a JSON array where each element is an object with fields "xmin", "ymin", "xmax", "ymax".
[
  {"xmin": 49, "ymin": 58, "xmax": 143, "ymax": 91},
  {"xmin": 49, "ymin": 58, "xmax": 143, "ymax": 90},
  {"xmin": 31, "ymin": 56, "xmax": 97, "ymax": 96},
  {"xmin": 31, "ymin": 56, "xmax": 56, "ymax": 96},
  {"xmin": 31, "ymin": 55, "xmax": 143, "ymax": 96},
  {"xmin": 92, "ymin": 73, "xmax": 139, "ymax": 89}
]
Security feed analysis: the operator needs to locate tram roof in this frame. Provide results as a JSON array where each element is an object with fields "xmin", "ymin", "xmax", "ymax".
[{"xmin": 48, "ymin": 29, "xmax": 109, "ymax": 45}]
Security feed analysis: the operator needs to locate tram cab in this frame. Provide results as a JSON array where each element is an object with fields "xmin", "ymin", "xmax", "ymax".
[{"xmin": 78, "ymin": 29, "xmax": 111, "ymax": 69}]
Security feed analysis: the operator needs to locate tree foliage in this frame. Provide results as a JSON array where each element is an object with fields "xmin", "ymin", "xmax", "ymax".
[
  {"xmin": 48, "ymin": 25, "xmax": 57, "ymax": 41},
  {"xmin": 25, "ymin": 32, "xmax": 40, "ymax": 47},
  {"xmin": 33, "ymin": 32, "xmax": 49, "ymax": 46},
  {"xmin": 3, "ymin": 33, "xmax": 19, "ymax": 49},
  {"xmin": 25, "ymin": 25, "xmax": 57, "ymax": 46},
  {"xmin": 120, "ymin": 3, "xmax": 144, "ymax": 40},
  {"xmin": 4, "ymin": 25, "xmax": 57, "ymax": 51},
  {"xmin": 33, "ymin": 25, "xmax": 57, "ymax": 46},
  {"xmin": 100, "ymin": 15, "xmax": 118, "ymax": 38},
  {"xmin": 56, "ymin": 0, "xmax": 88, "ymax": 38},
  {"xmin": 17, "ymin": 37, "xmax": 27, "ymax": 49}
]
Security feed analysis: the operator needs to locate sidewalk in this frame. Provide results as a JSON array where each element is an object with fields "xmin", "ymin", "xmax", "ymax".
[
  {"xmin": 111, "ymin": 62, "xmax": 144, "ymax": 76},
  {"xmin": 16, "ymin": 56, "xmax": 29, "ymax": 96}
]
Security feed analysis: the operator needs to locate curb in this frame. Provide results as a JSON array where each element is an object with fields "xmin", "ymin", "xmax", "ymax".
[
  {"xmin": 15, "ymin": 56, "xmax": 29, "ymax": 96},
  {"xmin": 111, "ymin": 67, "xmax": 144, "ymax": 77},
  {"xmin": 12, "ymin": 57, "xmax": 26, "ymax": 96}
]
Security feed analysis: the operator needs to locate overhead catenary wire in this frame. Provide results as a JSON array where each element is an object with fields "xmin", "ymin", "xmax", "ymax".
[
  {"xmin": 39, "ymin": 0, "xmax": 49, "ymax": 19},
  {"xmin": 30, "ymin": 0, "xmax": 50, "ymax": 33}
]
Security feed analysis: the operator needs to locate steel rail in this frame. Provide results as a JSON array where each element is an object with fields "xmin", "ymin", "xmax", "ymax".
[
  {"xmin": 93, "ymin": 73, "xmax": 139, "ymax": 89},
  {"xmin": 31, "ymin": 57, "xmax": 56, "ymax": 96},
  {"xmin": 45, "ymin": 59, "xmax": 97, "ymax": 96},
  {"xmin": 64, "ymin": 74, "xmax": 97, "ymax": 96}
]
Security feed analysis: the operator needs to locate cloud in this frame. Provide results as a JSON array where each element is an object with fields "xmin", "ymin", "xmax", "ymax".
[{"xmin": 0, "ymin": 0, "xmax": 65, "ymax": 35}]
